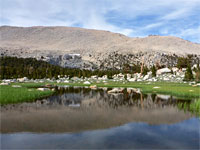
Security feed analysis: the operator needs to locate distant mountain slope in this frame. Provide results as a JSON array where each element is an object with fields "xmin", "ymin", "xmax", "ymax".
[
  {"xmin": 0, "ymin": 26, "xmax": 130, "ymax": 55},
  {"xmin": 0, "ymin": 26, "xmax": 200, "ymax": 69},
  {"xmin": 1, "ymin": 26, "xmax": 200, "ymax": 54}
]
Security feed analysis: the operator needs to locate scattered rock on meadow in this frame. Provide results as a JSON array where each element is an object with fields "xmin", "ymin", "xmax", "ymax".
[
  {"xmin": 196, "ymin": 83, "xmax": 200, "ymax": 86},
  {"xmin": 2, "ymin": 79, "xmax": 12, "ymax": 83},
  {"xmin": 0, "ymin": 82, "xmax": 10, "ymax": 85},
  {"xmin": 17, "ymin": 77, "xmax": 28, "ymax": 82},
  {"xmin": 157, "ymin": 94, "xmax": 170, "ymax": 100},
  {"xmin": 12, "ymin": 85, "xmax": 22, "ymax": 88},
  {"xmin": 83, "ymin": 81, "xmax": 91, "ymax": 84},
  {"xmin": 153, "ymin": 86, "xmax": 160, "ymax": 89},
  {"xmin": 90, "ymin": 85, "xmax": 97, "ymax": 89},
  {"xmin": 64, "ymin": 80, "xmax": 69, "ymax": 83},
  {"xmin": 37, "ymin": 88, "xmax": 50, "ymax": 91}
]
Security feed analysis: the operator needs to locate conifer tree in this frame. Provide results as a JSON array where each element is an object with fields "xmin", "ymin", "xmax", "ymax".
[
  {"xmin": 151, "ymin": 65, "xmax": 156, "ymax": 77},
  {"xmin": 184, "ymin": 64, "xmax": 194, "ymax": 81},
  {"xmin": 195, "ymin": 62, "xmax": 200, "ymax": 82}
]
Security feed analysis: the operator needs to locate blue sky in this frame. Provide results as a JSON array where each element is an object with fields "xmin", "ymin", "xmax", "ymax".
[{"xmin": 1, "ymin": 0, "xmax": 200, "ymax": 43}]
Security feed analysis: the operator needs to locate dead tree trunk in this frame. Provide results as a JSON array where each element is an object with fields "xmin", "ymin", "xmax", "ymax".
[{"xmin": 140, "ymin": 56, "xmax": 144, "ymax": 76}]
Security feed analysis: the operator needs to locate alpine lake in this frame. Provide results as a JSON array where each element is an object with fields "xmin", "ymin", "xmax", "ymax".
[{"xmin": 1, "ymin": 85, "xmax": 199, "ymax": 149}]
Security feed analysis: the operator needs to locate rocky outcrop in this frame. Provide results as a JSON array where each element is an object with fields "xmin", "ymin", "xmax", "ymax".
[{"xmin": 1, "ymin": 48, "xmax": 199, "ymax": 70}]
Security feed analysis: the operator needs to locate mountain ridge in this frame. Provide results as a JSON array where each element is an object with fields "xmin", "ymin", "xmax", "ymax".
[
  {"xmin": 1, "ymin": 26, "xmax": 200, "ymax": 69},
  {"xmin": 1, "ymin": 26, "xmax": 200, "ymax": 54}
]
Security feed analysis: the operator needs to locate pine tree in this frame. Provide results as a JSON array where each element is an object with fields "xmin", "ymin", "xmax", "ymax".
[
  {"xmin": 124, "ymin": 74, "xmax": 127, "ymax": 80},
  {"xmin": 177, "ymin": 57, "xmax": 189, "ymax": 69},
  {"xmin": 184, "ymin": 65, "xmax": 194, "ymax": 81},
  {"xmin": 195, "ymin": 62, "xmax": 200, "ymax": 82},
  {"xmin": 142, "ymin": 66, "xmax": 149, "ymax": 76},
  {"xmin": 151, "ymin": 65, "xmax": 156, "ymax": 77}
]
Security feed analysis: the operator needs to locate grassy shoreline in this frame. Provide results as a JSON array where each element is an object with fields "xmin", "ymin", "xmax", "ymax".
[
  {"xmin": 0, "ymin": 81, "xmax": 199, "ymax": 105},
  {"xmin": 57, "ymin": 81, "xmax": 200, "ymax": 99},
  {"xmin": 0, "ymin": 84, "xmax": 54, "ymax": 105}
]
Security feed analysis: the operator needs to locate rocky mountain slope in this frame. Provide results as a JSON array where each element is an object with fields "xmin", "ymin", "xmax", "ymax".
[{"xmin": 1, "ymin": 26, "xmax": 200, "ymax": 69}]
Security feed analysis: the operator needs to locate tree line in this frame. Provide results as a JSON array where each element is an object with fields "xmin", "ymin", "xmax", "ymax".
[
  {"xmin": 0, "ymin": 56, "xmax": 199, "ymax": 81},
  {"xmin": 0, "ymin": 56, "xmax": 123, "ymax": 79}
]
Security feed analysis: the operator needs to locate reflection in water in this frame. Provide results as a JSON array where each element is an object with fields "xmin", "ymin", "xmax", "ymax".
[
  {"xmin": 0, "ymin": 87, "xmax": 199, "ymax": 149},
  {"xmin": 1, "ymin": 118, "xmax": 199, "ymax": 149},
  {"xmin": 34, "ymin": 86, "xmax": 194, "ymax": 110},
  {"xmin": 0, "ymin": 87, "xmax": 197, "ymax": 133}
]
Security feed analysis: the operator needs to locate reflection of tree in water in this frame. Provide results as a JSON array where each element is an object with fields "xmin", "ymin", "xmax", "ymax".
[
  {"xmin": 47, "ymin": 87, "xmax": 102, "ymax": 105},
  {"xmin": 103, "ymin": 91, "xmax": 141, "ymax": 109},
  {"xmin": 46, "ymin": 87, "xmax": 193, "ymax": 111}
]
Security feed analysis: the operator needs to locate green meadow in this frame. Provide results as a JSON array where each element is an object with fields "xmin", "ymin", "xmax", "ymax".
[
  {"xmin": 0, "ymin": 83, "xmax": 53, "ymax": 105},
  {"xmin": 0, "ymin": 82, "xmax": 199, "ymax": 109}
]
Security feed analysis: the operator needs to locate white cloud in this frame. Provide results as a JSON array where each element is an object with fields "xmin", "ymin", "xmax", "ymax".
[
  {"xmin": 0, "ymin": 0, "xmax": 200, "ymax": 42},
  {"xmin": 143, "ymin": 23, "xmax": 163, "ymax": 30},
  {"xmin": 176, "ymin": 26, "xmax": 200, "ymax": 43}
]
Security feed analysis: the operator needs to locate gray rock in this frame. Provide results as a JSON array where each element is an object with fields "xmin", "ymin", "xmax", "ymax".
[
  {"xmin": 156, "ymin": 68, "xmax": 171, "ymax": 75},
  {"xmin": 37, "ymin": 88, "xmax": 50, "ymax": 91},
  {"xmin": 12, "ymin": 85, "xmax": 22, "ymax": 88},
  {"xmin": 64, "ymin": 80, "xmax": 69, "ymax": 83},
  {"xmin": 128, "ymin": 78, "xmax": 136, "ymax": 82},
  {"xmin": 0, "ymin": 82, "xmax": 10, "ymax": 85},
  {"xmin": 83, "ymin": 81, "xmax": 91, "ymax": 84},
  {"xmin": 157, "ymin": 94, "xmax": 171, "ymax": 100}
]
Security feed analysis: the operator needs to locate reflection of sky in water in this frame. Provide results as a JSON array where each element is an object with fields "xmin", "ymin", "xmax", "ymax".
[{"xmin": 1, "ymin": 118, "xmax": 199, "ymax": 149}]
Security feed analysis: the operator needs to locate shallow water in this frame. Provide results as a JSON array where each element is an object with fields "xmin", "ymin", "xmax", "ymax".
[{"xmin": 1, "ymin": 87, "xmax": 199, "ymax": 149}]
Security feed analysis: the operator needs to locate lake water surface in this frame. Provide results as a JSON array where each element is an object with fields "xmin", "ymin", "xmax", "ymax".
[{"xmin": 1, "ymin": 86, "xmax": 199, "ymax": 149}]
